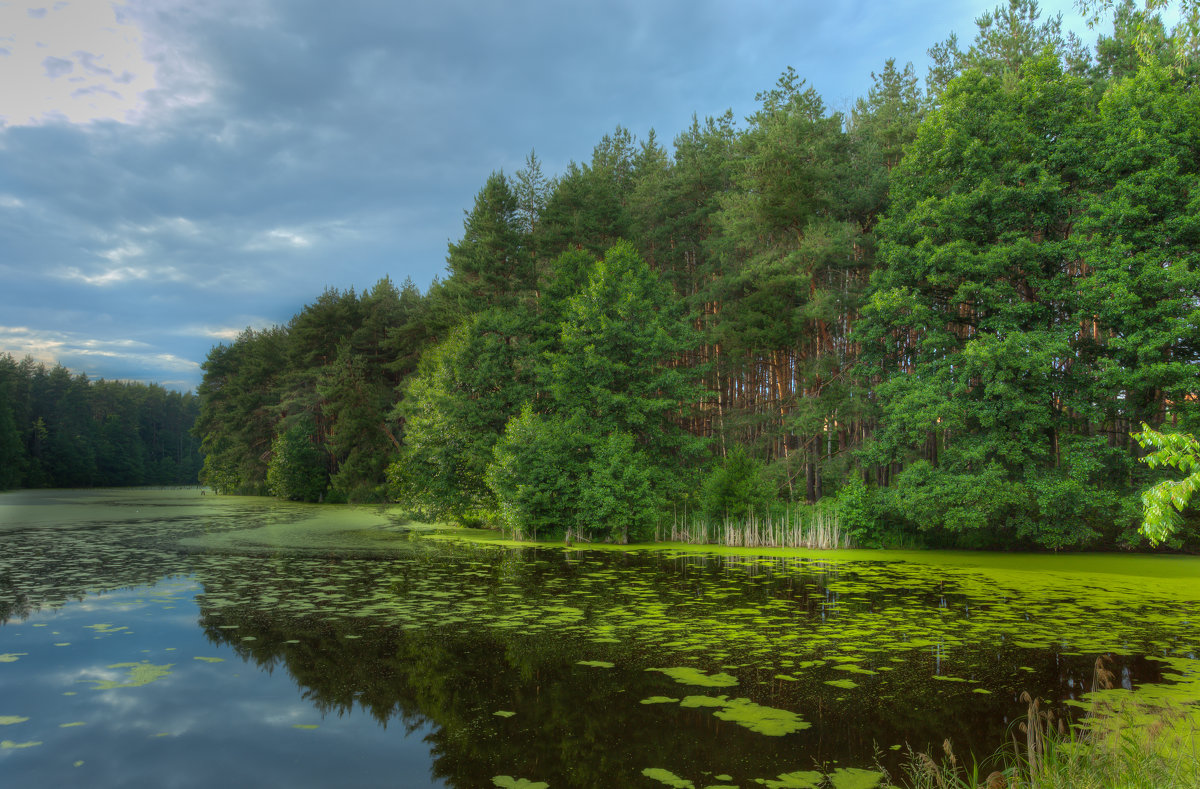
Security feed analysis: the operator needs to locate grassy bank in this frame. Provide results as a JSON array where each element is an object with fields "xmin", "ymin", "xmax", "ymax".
[{"xmin": 902, "ymin": 661, "xmax": 1200, "ymax": 789}]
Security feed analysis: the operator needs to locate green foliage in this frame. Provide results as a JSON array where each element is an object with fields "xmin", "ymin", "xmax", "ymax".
[
  {"xmin": 486, "ymin": 407, "xmax": 583, "ymax": 540},
  {"xmin": 701, "ymin": 447, "xmax": 774, "ymax": 521},
  {"xmin": 0, "ymin": 353, "xmax": 201, "ymax": 491},
  {"xmin": 488, "ymin": 242, "xmax": 706, "ymax": 541},
  {"xmin": 1134, "ymin": 424, "xmax": 1200, "ymax": 545},
  {"xmin": 389, "ymin": 308, "xmax": 537, "ymax": 517},
  {"xmin": 266, "ymin": 419, "xmax": 328, "ymax": 502},
  {"xmin": 833, "ymin": 476, "xmax": 878, "ymax": 545}
]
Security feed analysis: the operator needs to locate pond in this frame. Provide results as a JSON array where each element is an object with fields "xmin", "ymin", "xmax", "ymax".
[{"xmin": 2, "ymin": 488, "xmax": 1199, "ymax": 788}]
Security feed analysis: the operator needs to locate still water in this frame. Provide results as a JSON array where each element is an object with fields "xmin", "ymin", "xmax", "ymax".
[{"xmin": 2, "ymin": 489, "xmax": 1199, "ymax": 788}]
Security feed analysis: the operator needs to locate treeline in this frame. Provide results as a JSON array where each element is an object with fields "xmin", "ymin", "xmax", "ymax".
[
  {"xmin": 0, "ymin": 354, "xmax": 203, "ymax": 490},
  {"xmin": 195, "ymin": 1, "xmax": 1200, "ymax": 549}
]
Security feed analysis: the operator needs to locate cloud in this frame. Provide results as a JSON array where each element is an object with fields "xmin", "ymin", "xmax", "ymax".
[
  {"xmin": 42, "ymin": 54, "xmax": 73, "ymax": 77},
  {"xmin": 0, "ymin": 1, "xmax": 168, "ymax": 127},
  {"xmin": 0, "ymin": 325, "xmax": 201, "ymax": 384},
  {"xmin": 0, "ymin": 0, "xmax": 1102, "ymax": 392}
]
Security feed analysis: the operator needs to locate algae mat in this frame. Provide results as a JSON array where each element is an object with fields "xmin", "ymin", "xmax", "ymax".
[{"xmin": 2, "ymin": 488, "xmax": 1200, "ymax": 788}]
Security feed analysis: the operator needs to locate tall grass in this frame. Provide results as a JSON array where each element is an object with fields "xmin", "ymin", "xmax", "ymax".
[
  {"xmin": 656, "ymin": 503, "xmax": 850, "ymax": 550},
  {"xmin": 900, "ymin": 657, "xmax": 1200, "ymax": 789}
]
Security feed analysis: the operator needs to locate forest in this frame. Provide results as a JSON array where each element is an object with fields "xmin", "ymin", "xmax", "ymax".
[
  {"xmin": 192, "ymin": 0, "xmax": 1200, "ymax": 551},
  {"xmin": 0, "ymin": 353, "xmax": 203, "ymax": 489}
]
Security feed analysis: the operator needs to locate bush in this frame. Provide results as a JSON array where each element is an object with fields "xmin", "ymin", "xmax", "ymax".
[{"xmin": 701, "ymin": 447, "xmax": 775, "ymax": 521}]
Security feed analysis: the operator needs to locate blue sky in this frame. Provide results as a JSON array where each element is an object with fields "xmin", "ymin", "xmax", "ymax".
[{"xmin": 0, "ymin": 0, "xmax": 1097, "ymax": 391}]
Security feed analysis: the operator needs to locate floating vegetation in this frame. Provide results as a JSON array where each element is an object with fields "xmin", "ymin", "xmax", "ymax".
[
  {"xmin": 59, "ymin": 721, "xmax": 86, "ymax": 728},
  {"xmin": 642, "ymin": 767, "xmax": 694, "ymax": 788},
  {"xmin": 82, "ymin": 662, "xmax": 173, "ymax": 690},
  {"xmin": 1, "ymin": 740, "xmax": 42, "ymax": 749},
  {"xmin": 649, "ymin": 667, "xmax": 738, "ymax": 688},
  {"xmin": 292, "ymin": 724, "xmax": 319, "ymax": 730},
  {"xmin": 0, "ymin": 716, "xmax": 30, "ymax": 725},
  {"xmin": 4, "ymin": 489, "xmax": 1200, "ymax": 787},
  {"xmin": 677, "ymin": 695, "xmax": 810, "ymax": 736},
  {"xmin": 753, "ymin": 771, "xmax": 823, "ymax": 788},
  {"xmin": 491, "ymin": 776, "xmax": 549, "ymax": 789}
]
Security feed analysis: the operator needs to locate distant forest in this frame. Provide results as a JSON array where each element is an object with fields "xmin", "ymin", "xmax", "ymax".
[
  {"xmin": 0, "ymin": 353, "xmax": 203, "ymax": 489},
  {"xmin": 194, "ymin": 1, "xmax": 1200, "ymax": 550}
]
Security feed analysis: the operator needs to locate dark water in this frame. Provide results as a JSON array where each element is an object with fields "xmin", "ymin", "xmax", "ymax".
[{"xmin": 2, "ymin": 489, "xmax": 1199, "ymax": 788}]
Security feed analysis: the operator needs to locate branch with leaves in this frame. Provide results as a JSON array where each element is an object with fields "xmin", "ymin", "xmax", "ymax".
[{"xmin": 1134, "ymin": 424, "xmax": 1200, "ymax": 545}]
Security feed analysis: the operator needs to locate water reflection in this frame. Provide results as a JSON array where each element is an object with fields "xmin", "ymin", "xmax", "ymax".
[{"xmin": 1, "ymin": 490, "xmax": 1199, "ymax": 788}]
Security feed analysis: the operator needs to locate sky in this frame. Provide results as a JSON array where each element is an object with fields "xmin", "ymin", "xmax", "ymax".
[{"xmin": 0, "ymin": 0, "xmax": 1102, "ymax": 392}]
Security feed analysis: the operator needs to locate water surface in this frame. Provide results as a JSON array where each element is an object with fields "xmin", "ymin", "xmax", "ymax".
[{"xmin": 2, "ymin": 489, "xmax": 1199, "ymax": 788}]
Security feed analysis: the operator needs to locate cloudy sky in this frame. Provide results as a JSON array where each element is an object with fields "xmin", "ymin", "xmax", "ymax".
[{"xmin": 1, "ymin": 0, "xmax": 1098, "ymax": 391}]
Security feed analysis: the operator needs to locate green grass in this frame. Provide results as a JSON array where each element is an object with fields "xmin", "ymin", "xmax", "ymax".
[{"xmin": 899, "ymin": 693, "xmax": 1200, "ymax": 789}]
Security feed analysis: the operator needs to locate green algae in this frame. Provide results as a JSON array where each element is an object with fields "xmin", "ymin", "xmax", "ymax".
[
  {"xmin": 0, "ymin": 653, "xmax": 28, "ymax": 662},
  {"xmin": 754, "ymin": 771, "xmax": 824, "ymax": 788},
  {"xmin": 642, "ymin": 767, "xmax": 695, "ymax": 788},
  {"xmin": 650, "ymin": 667, "xmax": 738, "ymax": 688},
  {"xmin": 640, "ymin": 696, "xmax": 680, "ymax": 705},
  {"xmin": 84, "ymin": 662, "xmax": 173, "ymax": 690},
  {"xmin": 828, "ymin": 768, "xmax": 884, "ymax": 788},
  {"xmin": 492, "ymin": 776, "xmax": 549, "ymax": 789},
  {"xmin": 713, "ymin": 698, "xmax": 810, "ymax": 736},
  {"xmin": 824, "ymin": 679, "xmax": 859, "ymax": 690},
  {"xmin": 59, "ymin": 721, "xmax": 86, "ymax": 727},
  {"xmin": 193, "ymin": 657, "xmax": 224, "ymax": 663},
  {"xmin": 494, "ymin": 710, "xmax": 516, "ymax": 717},
  {"xmin": 1, "ymin": 740, "xmax": 42, "ymax": 749},
  {"xmin": 577, "ymin": 660, "xmax": 615, "ymax": 668},
  {"xmin": 292, "ymin": 724, "xmax": 318, "ymax": 730},
  {"xmin": 0, "ymin": 716, "xmax": 30, "ymax": 725}
]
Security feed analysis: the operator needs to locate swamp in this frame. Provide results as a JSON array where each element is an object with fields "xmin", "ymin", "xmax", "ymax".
[{"xmin": 2, "ymin": 488, "xmax": 1199, "ymax": 788}]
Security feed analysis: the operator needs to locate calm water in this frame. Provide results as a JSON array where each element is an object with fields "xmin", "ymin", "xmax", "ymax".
[{"xmin": 2, "ymin": 489, "xmax": 1199, "ymax": 788}]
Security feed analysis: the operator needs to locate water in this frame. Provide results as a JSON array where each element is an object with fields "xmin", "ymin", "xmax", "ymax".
[{"xmin": 2, "ymin": 489, "xmax": 1199, "ymax": 788}]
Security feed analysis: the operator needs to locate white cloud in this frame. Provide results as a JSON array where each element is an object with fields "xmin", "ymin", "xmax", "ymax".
[
  {"xmin": 244, "ymin": 227, "xmax": 314, "ymax": 251},
  {"xmin": 175, "ymin": 320, "xmax": 274, "ymax": 341},
  {"xmin": 0, "ymin": 0, "xmax": 211, "ymax": 127},
  {"xmin": 57, "ymin": 264, "xmax": 149, "ymax": 286},
  {"xmin": 0, "ymin": 324, "xmax": 201, "ymax": 377}
]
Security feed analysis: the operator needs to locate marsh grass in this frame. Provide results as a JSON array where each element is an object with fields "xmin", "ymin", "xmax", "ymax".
[
  {"xmin": 657, "ymin": 503, "xmax": 850, "ymax": 549},
  {"xmin": 900, "ymin": 657, "xmax": 1200, "ymax": 789}
]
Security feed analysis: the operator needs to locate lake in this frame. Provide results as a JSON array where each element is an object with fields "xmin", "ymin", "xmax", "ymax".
[{"xmin": 2, "ymin": 488, "xmax": 1199, "ymax": 788}]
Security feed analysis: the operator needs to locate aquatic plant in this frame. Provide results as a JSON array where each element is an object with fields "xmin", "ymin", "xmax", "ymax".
[
  {"xmin": 659, "ymin": 503, "xmax": 849, "ymax": 549},
  {"xmin": 902, "ymin": 660, "xmax": 1200, "ymax": 789}
]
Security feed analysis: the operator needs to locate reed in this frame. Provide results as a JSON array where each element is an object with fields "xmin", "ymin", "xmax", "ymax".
[
  {"xmin": 658, "ymin": 503, "xmax": 850, "ymax": 550},
  {"xmin": 899, "ymin": 657, "xmax": 1200, "ymax": 789}
]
